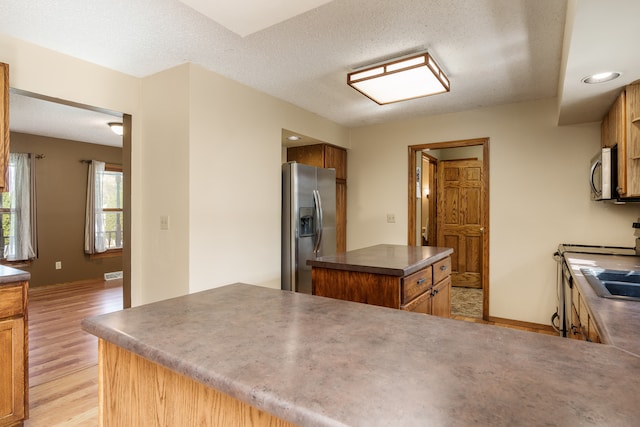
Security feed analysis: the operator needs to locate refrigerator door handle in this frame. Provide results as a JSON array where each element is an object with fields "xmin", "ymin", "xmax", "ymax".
[{"xmin": 313, "ymin": 189, "xmax": 323, "ymax": 255}]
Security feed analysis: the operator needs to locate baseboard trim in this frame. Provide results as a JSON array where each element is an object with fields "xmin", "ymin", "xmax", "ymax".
[{"xmin": 487, "ymin": 316, "xmax": 556, "ymax": 334}]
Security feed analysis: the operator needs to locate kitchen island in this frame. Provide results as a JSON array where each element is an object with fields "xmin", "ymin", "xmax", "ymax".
[
  {"xmin": 308, "ymin": 244, "xmax": 454, "ymax": 316},
  {"xmin": 82, "ymin": 282, "xmax": 640, "ymax": 426}
]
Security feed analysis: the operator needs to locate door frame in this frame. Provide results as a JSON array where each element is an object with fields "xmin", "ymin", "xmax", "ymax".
[{"xmin": 408, "ymin": 138, "xmax": 490, "ymax": 319}]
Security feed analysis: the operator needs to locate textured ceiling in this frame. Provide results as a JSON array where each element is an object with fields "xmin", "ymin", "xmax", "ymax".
[{"xmin": 1, "ymin": 0, "xmax": 639, "ymax": 147}]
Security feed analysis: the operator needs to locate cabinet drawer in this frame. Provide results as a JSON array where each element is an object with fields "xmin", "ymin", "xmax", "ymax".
[
  {"xmin": 402, "ymin": 266, "xmax": 432, "ymax": 304},
  {"xmin": 433, "ymin": 257, "xmax": 451, "ymax": 284},
  {"xmin": 401, "ymin": 289, "xmax": 431, "ymax": 314},
  {"xmin": 0, "ymin": 284, "xmax": 24, "ymax": 318}
]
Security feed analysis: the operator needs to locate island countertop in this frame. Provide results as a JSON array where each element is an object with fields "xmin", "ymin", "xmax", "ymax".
[
  {"xmin": 82, "ymin": 282, "xmax": 640, "ymax": 426},
  {"xmin": 306, "ymin": 244, "xmax": 453, "ymax": 276}
]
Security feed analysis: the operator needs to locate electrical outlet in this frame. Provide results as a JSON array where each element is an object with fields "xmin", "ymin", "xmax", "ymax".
[
  {"xmin": 386, "ymin": 213, "xmax": 396, "ymax": 223},
  {"xmin": 160, "ymin": 215, "xmax": 170, "ymax": 230},
  {"xmin": 55, "ymin": 261, "xmax": 62, "ymax": 270}
]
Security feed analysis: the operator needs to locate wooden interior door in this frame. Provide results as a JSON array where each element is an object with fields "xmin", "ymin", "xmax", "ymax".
[{"xmin": 436, "ymin": 159, "xmax": 483, "ymax": 288}]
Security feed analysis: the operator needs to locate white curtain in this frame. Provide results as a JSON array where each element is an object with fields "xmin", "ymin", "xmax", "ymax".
[
  {"xmin": 84, "ymin": 160, "xmax": 106, "ymax": 254},
  {"xmin": 7, "ymin": 153, "xmax": 37, "ymax": 261}
]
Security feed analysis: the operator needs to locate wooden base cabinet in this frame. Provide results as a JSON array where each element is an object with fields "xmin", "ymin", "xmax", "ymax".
[
  {"xmin": 98, "ymin": 340, "xmax": 295, "ymax": 427},
  {"xmin": 313, "ymin": 256, "xmax": 451, "ymax": 318},
  {"xmin": 569, "ymin": 283, "xmax": 600, "ymax": 343},
  {"xmin": 0, "ymin": 281, "xmax": 28, "ymax": 427}
]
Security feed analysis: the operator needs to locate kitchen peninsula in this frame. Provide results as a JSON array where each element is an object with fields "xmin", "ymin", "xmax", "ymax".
[
  {"xmin": 82, "ymin": 283, "xmax": 640, "ymax": 426},
  {"xmin": 308, "ymin": 244, "xmax": 453, "ymax": 317}
]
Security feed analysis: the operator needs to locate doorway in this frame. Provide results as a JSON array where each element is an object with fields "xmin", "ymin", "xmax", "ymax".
[
  {"xmin": 9, "ymin": 89, "xmax": 132, "ymax": 308},
  {"xmin": 408, "ymin": 138, "xmax": 489, "ymax": 320}
]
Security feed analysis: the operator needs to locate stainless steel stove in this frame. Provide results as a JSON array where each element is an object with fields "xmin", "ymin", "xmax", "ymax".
[{"xmin": 552, "ymin": 243, "xmax": 637, "ymax": 337}]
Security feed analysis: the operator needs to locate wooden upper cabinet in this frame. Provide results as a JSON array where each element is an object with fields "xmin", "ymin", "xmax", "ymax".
[
  {"xmin": 287, "ymin": 143, "xmax": 348, "ymax": 252},
  {"xmin": 286, "ymin": 144, "xmax": 324, "ymax": 169},
  {"xmin": 601, "ymin": 92, "xmax": 624, "ymax": 149},
  {"xmin": 0, "ymin": 62, "xmax": 9, "ymax": 192},
  {"xmin": 601, "ymin": 83, "xmax": 640, "ymax": 198},
  {"xmin": 323, "ymin": 144, "xmax": 347, "ymax": 181},
  {"xmin": 287, "ymin": 143, "xmax": 347, "ymax": 181},
  {"xmin": 625, "ymin": 82, "xmax": 640, "ymax": 197},
  {"xmin": 600, "ymin": 113, "xmax": 610, "ymax": 148}
]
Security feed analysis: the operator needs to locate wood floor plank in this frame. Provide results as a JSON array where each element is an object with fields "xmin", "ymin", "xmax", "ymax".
[
  {"xmin": 25, "ymin": 366, "xmax": 99, "ymax": 427},
  {"xmin": 24, "ymin": 279, "xmax": 123, "ymax": 426},
  {"xmin": 28, "ymin": 279, "xmax": 122, "ymax": 387}
]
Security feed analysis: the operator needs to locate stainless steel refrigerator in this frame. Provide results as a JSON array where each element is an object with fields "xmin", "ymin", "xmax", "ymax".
[{"xmin": 282, "ymin": 162, "xmax": 336, "ymax": 294}]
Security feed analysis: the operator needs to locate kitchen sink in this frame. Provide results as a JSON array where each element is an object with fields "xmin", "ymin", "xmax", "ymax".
[{"xmin": 581, "ymin": 268, "xmax": 640, "ymax": 301}]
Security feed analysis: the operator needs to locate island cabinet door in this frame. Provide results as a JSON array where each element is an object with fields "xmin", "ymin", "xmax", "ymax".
[
  {"xmin": 401, "ymin": 289, "xmax": 432, "ymax": 315},
  {"xmin": 431, "ymin": 276, "xmax": 451, "ymax": 318}
]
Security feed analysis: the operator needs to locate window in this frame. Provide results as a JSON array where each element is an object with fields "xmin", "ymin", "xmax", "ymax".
[
  {"xmin": 100, "ymin": 165, "xmax": 123, "ymax": 250},
  {"xmin": 0, "ymin": 187, "xmax": 12, "ymax": 257},
  {"xmin": 84, "ymin": 161, "xmax": 123, "ymax": 255},
  {"xmin": 0, "ymin": 153, "xmax": 37, "ymax": 262}
]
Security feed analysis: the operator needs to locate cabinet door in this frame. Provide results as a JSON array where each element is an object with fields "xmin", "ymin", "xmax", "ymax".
[
  {"xmin": 569, "ymin": 304, "xmax": 584, "ymax": 340},
  {"xmin": 401, "ymin": 289, "xmax": 432, "ymax": 315},
  {"xmin": 286, "ymin": 145, "xmax": 324, "ymax": 168},
  {"xmin": 431, "ymin": 276, "xmax": 451, "ymax": 318},
  {"xmin": 0, "ymin": 317, "xmax": 25, "ymax": 425},
  {"xmin": 587, "ymin": 316, "xmax": 601, "ymax": 344},
  {"xmin": 625, "ymin": 83, "xmax": 640, "ymax": 197},
  {"xmin": 601, "ymin": 114, "xmax": 610, "ymax": 148},
  {"xmin": 323, "ymin": 144, "xmax": 347, "ymax": 181}
]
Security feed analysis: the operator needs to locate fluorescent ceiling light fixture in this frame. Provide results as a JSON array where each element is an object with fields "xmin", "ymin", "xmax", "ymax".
[
  {"xmin": 108, "ymin": 122, "xmax": 124, "ymax": 136},
  {"xmin": 347, "ymin": 52, "xmax": 450, "ymax": 105},
  {"xmin": 581, "ymin": 71, "xmax": 621, "ymax": 84}
]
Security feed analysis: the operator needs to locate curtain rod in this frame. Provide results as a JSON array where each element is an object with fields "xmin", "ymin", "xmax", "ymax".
[{"xmin": 80, "ymin": 159, "xmax": 123, "ymax": 166}]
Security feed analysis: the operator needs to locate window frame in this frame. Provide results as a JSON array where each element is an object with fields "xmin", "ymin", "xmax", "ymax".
[{"xmin": 90, "ymin": 163, "xmax": 123, "ymax": 259}]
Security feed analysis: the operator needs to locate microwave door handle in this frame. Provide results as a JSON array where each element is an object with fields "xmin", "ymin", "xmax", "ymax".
[{"xmin": 590, "ymin": 159, "xmax": 600, "ymax": 196}]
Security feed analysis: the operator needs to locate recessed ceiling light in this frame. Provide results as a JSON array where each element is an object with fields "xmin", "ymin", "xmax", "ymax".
[
  {"xmin": 581, "ymin": 72, "xmax": 621, "ymax": 84},
  {"xmin": 287, "ymin": 135, "xmax": 301, "ymax": 141}
]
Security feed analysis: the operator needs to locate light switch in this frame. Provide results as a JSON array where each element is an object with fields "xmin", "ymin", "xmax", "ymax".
[{"xmin": 160, "ymin": 215, "xmax": 170, "ymax": 230}]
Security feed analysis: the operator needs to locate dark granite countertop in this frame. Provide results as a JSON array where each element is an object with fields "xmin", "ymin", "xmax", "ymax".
[
  {"xmin": 307, "ymin": 244, "xmax": 453, "ymax": 276},
  {"xmin": 83, "ymin": 282, "xmax": 640, "ymax": 426},
  {"xmin": 0, "ymin": 264, "xmax": 30, "ymax": 285},
  {"xmin": 563, "ymin": 252, "xmax": 640, "ymax": 355}
]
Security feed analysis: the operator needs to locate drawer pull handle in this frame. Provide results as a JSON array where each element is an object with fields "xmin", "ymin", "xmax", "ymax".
[
  {"xmin": 440, "ymin": 265, "xmax": 448, "ymax": 271},
  {"xmin": 417, "ymin": 278, "xmax": 426, "ymax": 285}
]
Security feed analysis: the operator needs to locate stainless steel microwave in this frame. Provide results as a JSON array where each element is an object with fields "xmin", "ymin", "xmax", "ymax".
[{"xmin": 590, "ymin": 147, "xmax": 617, "ymax": 200}]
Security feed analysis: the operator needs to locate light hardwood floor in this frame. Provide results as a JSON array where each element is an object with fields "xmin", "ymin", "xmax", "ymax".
[
  {"xmin": 22, "ymin": 280, "xmax": 555, "ymax": 426},
  {"xmin": 24, "ymin": 279, "xmax": 123, "ymax": 427}
]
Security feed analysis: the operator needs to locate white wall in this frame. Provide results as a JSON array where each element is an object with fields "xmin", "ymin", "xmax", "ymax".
[
  {"xmin": 139, "ymin": 64, "xmax": 191, "ymax": 303},
  {"xmin": 1, "ymin": 34, "xmax": 349, "ymax": 306},
  {"xmin": 0, "ymin": 33, "xmax": 145, "ymax": 305},
  {"xmin": 348, "ymin": 98, "xmax": 640, "ymax": 324},
  {"xmin": 186, "ymin": 64, "xmax": 349, "ymax": 293}
]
